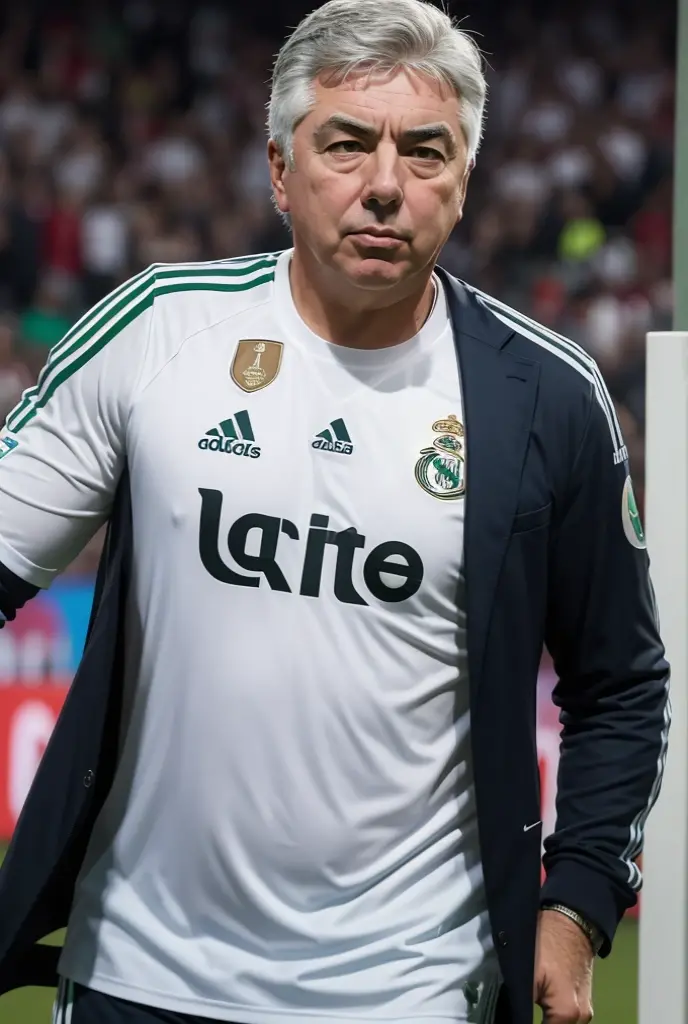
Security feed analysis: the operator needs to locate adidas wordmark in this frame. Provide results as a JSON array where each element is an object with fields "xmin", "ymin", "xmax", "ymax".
[
  {"xmin": 198, "ymin": 410, "xmax": 261, "ymax": 458},
  {"xmin": 312, "ymin": 418, "xmax": 353, "ymax": 455}
]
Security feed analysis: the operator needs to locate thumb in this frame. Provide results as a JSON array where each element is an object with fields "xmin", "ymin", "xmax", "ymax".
[
  {"xmin": 535, "ymin": 970, "xmax": 559, "ymax": 1018},
  {"xmin": 533, "ymin": 960, "xmax": 550, "ymax": 1005}
]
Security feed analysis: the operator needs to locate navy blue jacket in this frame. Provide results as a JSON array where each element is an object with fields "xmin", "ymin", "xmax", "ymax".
[{"xmin": 0, "ymin": 270, "xmax": 670, "ymax": 1024}]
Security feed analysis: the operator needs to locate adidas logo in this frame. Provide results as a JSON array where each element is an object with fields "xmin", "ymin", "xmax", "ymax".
[
  {"xmin": 198, "ymin": 410, "xmax": 261, "ymax": 458},
  {"xmin": 312, "ymin": 418, "xmax": 353, "ymax": 455}
]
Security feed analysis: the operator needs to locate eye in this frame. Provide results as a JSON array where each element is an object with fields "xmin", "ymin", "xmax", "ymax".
[
  {"xmin": 409, "ymin": 146, "xmax": 445, "ymax": 161},
  {"xmin": 327, "ymin": 140, "xmax": 365, "ymax": 154}
]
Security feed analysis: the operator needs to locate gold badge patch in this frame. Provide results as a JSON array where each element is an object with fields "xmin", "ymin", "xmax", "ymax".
[
  {"xmin": 415, "ymin": 414, "xmax": 466, "ymax": 500},
  {"xmin": 231, "ymin": 340, "xmax": 283, "ymax": 393}
]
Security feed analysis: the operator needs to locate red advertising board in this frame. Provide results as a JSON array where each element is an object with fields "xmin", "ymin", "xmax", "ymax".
[{"xmin": 0, "ymin": 684, "xmax": 70, "ymax": 839}]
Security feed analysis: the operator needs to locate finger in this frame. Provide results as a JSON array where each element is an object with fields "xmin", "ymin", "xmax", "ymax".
[
  {"xmin": 541, "ymin": 1002, "xmax": 583, "ymax": 1024},
  {"xmin": 575, "ymin": 994, "xmax": 594, "ymax": 1023}
]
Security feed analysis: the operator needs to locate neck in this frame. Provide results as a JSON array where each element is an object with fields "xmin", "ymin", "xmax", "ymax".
[{"xmin": 288, "ymin": 246, "xmax": 436, "ymax": 350}]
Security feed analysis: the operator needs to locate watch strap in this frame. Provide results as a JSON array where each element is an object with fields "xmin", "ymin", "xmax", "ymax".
[{"xmin": 541, "ymin": 902, "xmax": 604, "ymax": 955}]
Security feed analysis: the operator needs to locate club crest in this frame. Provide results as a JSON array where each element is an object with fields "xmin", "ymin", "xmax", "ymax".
[{"xmin": 415, "ymin": 415, "xmax": 466, "ymax": 500}]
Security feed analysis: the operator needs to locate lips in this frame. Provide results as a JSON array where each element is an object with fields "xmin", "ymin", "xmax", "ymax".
[
  {"xmin": 349, "ymin": 230, "xmax": 407, "ymax": 248},
  {"xmin": 351, "ymin": 229, "xmax": 405, "ymax": 240}
]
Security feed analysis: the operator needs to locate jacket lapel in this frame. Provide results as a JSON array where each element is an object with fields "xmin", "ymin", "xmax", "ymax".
[{"xmin": 437, "ymin": 271, "xmax": 540, "ymax": 704}]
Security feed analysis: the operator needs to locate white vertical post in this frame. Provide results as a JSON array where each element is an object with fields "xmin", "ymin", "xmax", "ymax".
[{"xmin": 639, "ymin": 332, "xmax": 688, "ymax": 1024}]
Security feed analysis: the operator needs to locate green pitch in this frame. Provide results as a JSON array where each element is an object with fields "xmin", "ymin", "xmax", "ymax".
[{"xmin": 0, "ymin": 845, "xmax": 638, "ymax": 1024}]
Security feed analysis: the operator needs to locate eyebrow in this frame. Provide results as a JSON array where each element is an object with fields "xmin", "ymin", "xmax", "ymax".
[{"xmin": 315, "ymin": 114, "xmax": 458, "ymax": 158}]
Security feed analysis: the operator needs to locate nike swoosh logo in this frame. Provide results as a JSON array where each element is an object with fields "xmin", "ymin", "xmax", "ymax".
[{"xmin": 523, "ymin": 820, "xmax": 542, "ymax": 833}]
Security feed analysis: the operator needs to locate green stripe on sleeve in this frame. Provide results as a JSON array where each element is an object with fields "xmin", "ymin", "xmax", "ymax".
[{"xmin": 8, "ymin": 268, "xmax": 276, "ymax": 433}]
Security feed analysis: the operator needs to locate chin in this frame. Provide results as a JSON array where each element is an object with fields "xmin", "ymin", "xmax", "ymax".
[{"xmin": 340, "ymin": 253, "xmax": 410, "ymax": 289}]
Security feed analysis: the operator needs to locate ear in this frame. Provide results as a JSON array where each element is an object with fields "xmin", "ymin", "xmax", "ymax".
[{"xmin": 268, "ymin": 140, "xmax": 290, "ymax": 215}]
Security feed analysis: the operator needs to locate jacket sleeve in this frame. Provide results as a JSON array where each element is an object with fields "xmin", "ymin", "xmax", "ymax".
[
  {"xmin": 540, "ymin": 382, "xmax": 670, "ymax": 956},
  {"xmin": 0, "ymin": 561, "xmax": 39, "ymax": 625}
]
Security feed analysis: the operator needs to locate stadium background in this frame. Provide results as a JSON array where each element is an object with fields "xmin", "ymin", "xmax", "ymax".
[{"xmin": 0, "ymin": 0, "xmax": 676, "ymax": 1020}]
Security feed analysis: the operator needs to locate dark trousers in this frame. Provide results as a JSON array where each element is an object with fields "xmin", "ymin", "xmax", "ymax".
[{"xmin": 54, "ymin": 980, "xmax": 233, "ymax": 1023}]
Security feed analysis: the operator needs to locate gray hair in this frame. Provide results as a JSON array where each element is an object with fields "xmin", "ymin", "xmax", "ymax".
[{"xmin": 268, "ymin": 0, "xmax": 488, "ymax": 170}]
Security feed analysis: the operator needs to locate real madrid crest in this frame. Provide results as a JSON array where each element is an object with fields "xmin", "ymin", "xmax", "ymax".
[
  {"xmin": 415, "ymin": 414, "xmax": 466, "ymax": 500},
  {"xmin": 231, "ymin": 339, "xmax": 283, "ymax": 393}
]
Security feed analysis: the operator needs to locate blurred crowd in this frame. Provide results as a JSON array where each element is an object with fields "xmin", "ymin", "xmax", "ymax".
[{"xmin": 0, "ymin": 0, "xmax": 676, "ymax": 575}]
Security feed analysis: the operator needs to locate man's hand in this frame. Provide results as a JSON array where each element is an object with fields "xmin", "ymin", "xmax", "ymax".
[{"xmin": 534, "ymin": 909, "xmax": 594, "ymax": 1023}]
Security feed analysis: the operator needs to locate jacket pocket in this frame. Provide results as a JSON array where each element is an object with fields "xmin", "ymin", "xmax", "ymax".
[{"xmin": 511, "ymin": 502, "xmax": 552, "ymax": 535}]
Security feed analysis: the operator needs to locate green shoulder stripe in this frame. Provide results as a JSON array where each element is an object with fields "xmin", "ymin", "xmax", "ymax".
[
  {"xmin": 32, "ymin": 256, "xmax": 278, "ymax": 373},
  {"xmin": 7, "ymin": 262, "xmax": 277, "ymax": 433}
]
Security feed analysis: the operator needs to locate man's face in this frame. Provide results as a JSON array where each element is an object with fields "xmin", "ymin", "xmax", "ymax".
[{"xmin": 269, "ymin": 68, "xmax": 472, "ymax": 292}]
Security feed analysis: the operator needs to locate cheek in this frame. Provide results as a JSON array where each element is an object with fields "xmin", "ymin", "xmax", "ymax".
[
  {"xmin": 310, "ymin": 172, "xmax": 363, "ymax": 217},
  {"xmin": 410, "ymin": 184, "xmax": 461, "ymax": 226}
]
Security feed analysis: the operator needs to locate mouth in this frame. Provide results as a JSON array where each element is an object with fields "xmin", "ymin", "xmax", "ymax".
[{"xmin": 349, "ymin": 229, "xmax": 408, "ymax": 249}]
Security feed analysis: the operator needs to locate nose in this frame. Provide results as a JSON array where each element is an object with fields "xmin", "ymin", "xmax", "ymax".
[{"xmin": 360, "ymin": 145, "xmax": 403, "ymax": 217}]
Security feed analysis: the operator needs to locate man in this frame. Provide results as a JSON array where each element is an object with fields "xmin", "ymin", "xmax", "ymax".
[{"xmin": 0, "ymin": 1, "xmax": 670, "ymax": 1023}]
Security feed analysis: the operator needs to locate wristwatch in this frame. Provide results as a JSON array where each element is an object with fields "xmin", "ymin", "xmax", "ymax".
[{"xmin": 541, "ymin": 903, "xmax": 605, "ymax": 955}]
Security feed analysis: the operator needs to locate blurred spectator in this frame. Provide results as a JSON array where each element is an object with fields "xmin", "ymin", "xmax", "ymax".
[
  {"xmin": 632, "ymin": 178, "xmax": 672, "ymax": 271},
  {"xmin": 493, "ymin": 138, "xmax": 550, "ymax": 206},
  {"xmin": 557, "ymin": 190, "xmax": 606, "ymax": 263},
  {"xmin": 521, "ymin": 78, "xmax": 575, "ymax": 146},
  {"xmin": 597, "ymin": 116, "xmax": 648, "ymax": 185},
  {"xmin": 556, "ymin": 48, "xmax": 604, "ymax": 109},
  {"xmin": 0, "ymin": 314, "xmax": 32, "ymax": 425},
  {"xmin": 530, "ymin": 276, "xmax": 567, "ymax": 328},
  {"xmin": 55, "ymin": 117, "xmax": 107, "ymax": 200},
  {"xmin": 81, "ymin": 181, "xmax": 130, "ymax": 305},
  {"xmin": 43, "ymin": 184, "xmax": 84, "ymax": 289},
  {"xmin": 19, "ymin": 272, "xmax": 75, "ymax": 377},
  {"xmin": 4, "ymin": 171, "xmax": 52, "ymax": 310},
  {"xmin": 142, "ymin": 113, "xmax": 205, "ymax": 186}
]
